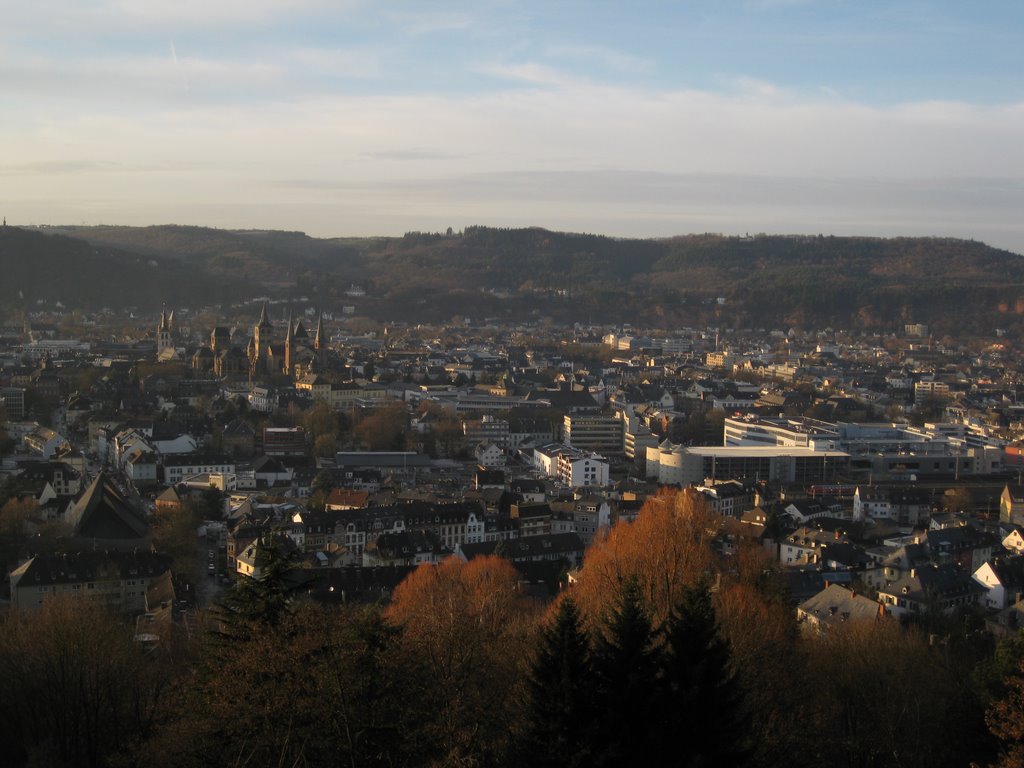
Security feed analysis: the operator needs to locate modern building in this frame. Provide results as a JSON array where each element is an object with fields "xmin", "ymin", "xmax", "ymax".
[
  {"xmin": 563, "ymin": 414, "xmax": 623, "ymax": 455},
  {"xmin": 645, "ymin": 441, "xmax": 848, "ymax": 487}
]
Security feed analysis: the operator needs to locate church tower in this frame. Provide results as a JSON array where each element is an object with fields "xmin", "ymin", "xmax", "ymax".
[
  {"xmin": 252, "ymin": 302, "xmax": 273, "ymax": 368},
  {"xmin": 314, "ymin": 312, "xmax": 325, "ymax": 369},
  {"xmin": 284, "ymin": 309, "xmax": 294, "ymax": 376},
  {"xmin": 156, "ymin": 306, "xmax": 173, "ymax": 358}
]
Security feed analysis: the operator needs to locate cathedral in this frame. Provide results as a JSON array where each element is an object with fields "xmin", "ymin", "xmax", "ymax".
[{"xmin": 191, "ymin": 303, "xmax": 326, "ymax": 380}]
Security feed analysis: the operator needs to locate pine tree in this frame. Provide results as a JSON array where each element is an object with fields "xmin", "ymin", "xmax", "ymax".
[
  {"xmin": 660, "ymin": 584, "xmax": 749, "ymax": 768},
  {"xmin": 219, "ymin": 533, "xmax": 299, "ymax": 633},
  {"xmin": 522, "ymin": 596, "xmax": 595, "ymax": 768},
  {"xmin": 591, "ymin": 577, "xmax": 663, "ymax": 768}
]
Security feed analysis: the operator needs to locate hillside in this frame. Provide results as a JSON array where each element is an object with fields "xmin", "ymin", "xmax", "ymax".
[
  {"xmin": 0, "ymin": 226, "xmax": 253, "ymax": 311},
  {"xmin": 14, "ymin": 224, "xmax": 1024, "ymax": 333}
]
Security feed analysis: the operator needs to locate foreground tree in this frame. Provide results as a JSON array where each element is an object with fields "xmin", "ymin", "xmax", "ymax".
[
  {"xmin": 0, "ymin": 597, "xmax": 170, "ymax": 768},
  {"xmin": 987, "ymin": 663, "xmax": 1024, "ymax": 768},
  {"xmin": 521, "ymin": 596, "xmax": 596, "ymax": 768},
  {"xmin": 660, "ymin": 585, "xmax": 749, "ymax": 768},
  {"xmin": 385, "ymin": 556, "xmax": 539, "ymax": 766},
  {"xmin": 590, "ymin": 577, "xmax": 663, "ymax": 767},
  {"xmin": 571, "ymin": 488, "xmax": 716, "ymax": 632},
  {"xmin": 137, "ymin": 604, "xmax": 416, "ymax": 768}
]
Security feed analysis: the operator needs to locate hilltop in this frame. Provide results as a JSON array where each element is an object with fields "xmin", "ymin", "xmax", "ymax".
[{"xmin": 5, "ymin": 224, "xmax": 1024, "ymax": 333}]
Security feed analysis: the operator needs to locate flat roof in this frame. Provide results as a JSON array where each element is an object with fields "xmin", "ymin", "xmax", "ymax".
[{"xmin": 685, "ymin": 446, "xmax": 849, "ymax": 458}]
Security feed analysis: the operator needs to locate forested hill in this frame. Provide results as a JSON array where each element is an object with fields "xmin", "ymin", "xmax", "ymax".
[
  {"xmin": 0, "ymin": 226, "xmax": 254, "ymax": 311},
  {"xmin": 11, "ymin": 224, "xmax": 1024, "ymax": 333}
]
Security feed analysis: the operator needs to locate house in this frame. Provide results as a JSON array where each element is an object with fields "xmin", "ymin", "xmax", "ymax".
[
  {"xmin": 457, "ymin": 532, "xmax": 585, "ymax": 568},
  {"xmin": 862, "ymin": 541, "xmax": 930, "ymax": 590},
  {"xmin": 1002, "ymin": 484, "xmax": 1024, "ymax": 527},
  {"xmin": 363, "ymin": 530, "xmax": 449, "ymax": 566},
  {"xmin": 972, "ymin": 557, "xmax": 1024, "ymax": 611},
  {"xmin": 14, "ymin": 459, "xmax": 82, "ymax": 497},
  {"xmin": 236, "ymin": 534, "xmax": 299, "ymax": 580},
  {"xmin": 9, "ymin": 550, "xmax": 171, "ymax": 613},
  {"xmin": 926, "ymin": 526, "xmax": 997, "ymax": 572},
  {"xmin": 796, "ymin": 584, "xmax": 881, "ymax": 635},
  {"xmin": 155, "ymin": 484, "xmax": 188, "ymax": 513},
  {"xmin": 474, "ymin": 442, "xmax": 505, "ymax": 468},
  {"xmin": 780, "ymin": 527, "xmax": 848, "ymax": 567},
  {"xmin": 986, "ymin": 601, "xmax": 1024, "ymax": 639},
  {"xmin": 324, "ymin": 489, "xmax": 370, "ymax": 511},
  {"xmin": 1003, "ymin": 526, "xmax": 1024, "ymax": 555},
  {"xmin": 126, "ymin": 451, "xmax": 159, "ymax": 487},
  {"xmin": 853, "ymin": 486, "xmax": 932, "ymax": 526},
  {"xmin": 783, "ymin": 499, "xmax": 840, "ymax": 524},
  {"xmin": 162, "ymin": 456, "xmax": 236, "ymax": 486},
  {"xmin": 878, "ymin": 563, "xmax": 984, "ymax": 618},
  {"xmin": 222, "ymin": 420, "xmax": 256, "ymax": 457},
  {"xmin": 697, "ymin": 480, "xmax": 757, "ymax": 519},
  {"xmin": 23, "ymin": 425, "xmax": 70, "ymax": 459},
  {"xmin": 556, "ymin": 452, "xmax": 610, "ymax": 488}
]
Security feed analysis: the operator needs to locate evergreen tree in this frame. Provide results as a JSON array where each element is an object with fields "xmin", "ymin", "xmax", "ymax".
[
  {"xmin": 660, "ymin": 584, "xmax": 749, "ymax": 768},
  {"xmin": 591, "ymin": 577, "xmax": 662, "ymax": 768},
  {"xmin": 218, "ymin": 533, "xmax": 299, "ymax": 632},
  {"xmin": 522, "ymin": 596, "xmax": 596, "ymax": 768}
]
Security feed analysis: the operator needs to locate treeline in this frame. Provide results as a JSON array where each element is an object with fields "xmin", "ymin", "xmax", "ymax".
[
  {"xmin": 19, "ymin": 224, "xmax": 1024, "ymax": 330},
  {"xmin": 5, "ymin": 489, "xmax": 1024, "ymax": 767}
]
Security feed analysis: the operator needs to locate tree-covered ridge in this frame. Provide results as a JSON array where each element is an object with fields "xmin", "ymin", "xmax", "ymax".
[
  {"xmin": 0, "ymin": 226, "xmax": 245, "ymax": 309},
  {"xmin": 13, "ymin": 224, "xmax": 1024, "ymax": 331}
]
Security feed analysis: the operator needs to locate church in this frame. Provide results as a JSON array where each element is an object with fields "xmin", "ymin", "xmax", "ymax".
[{"xmin": 190, "ymin": 303, "xmax": 326, "ymax": 381}]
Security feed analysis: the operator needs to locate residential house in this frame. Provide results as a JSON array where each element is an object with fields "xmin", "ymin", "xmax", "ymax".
[
  {"xmin": 973, "ymin": 557, "xmax": 1024, "ymax": 611},
  {"xmin": 796, "ymin": 584, "xmax": 881, "ymax": 635},
  {"xmin": 23, "ymin": 425, "xmax": 70, "ymax": 459},
  {"xmin": 878, "ymin": 563, "xmax": 984, "ymax": 618},
  {"xmin": 1002, "ymin": 484, "xmax": 1024, "ymax": 527},
  {"xmin": 9, "ymin": 550, "xmax": 171, "ymax": 613},
  {"xmin": 854, "ymin": 486, "xmax": 932, "ymax": 526}
]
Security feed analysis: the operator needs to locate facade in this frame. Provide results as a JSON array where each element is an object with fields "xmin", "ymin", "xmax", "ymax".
[
  {"xmin": 563, "ymin": 414, "xmax": 624, "ymax": 454},
  {"xmin": 645, "ymin": 441, "xmax": 848, "ymax": 487},
  {"xmin": 878, "ymin": 564, "xmax": 983, "ymax": 618},
  {"xmin": 163, "ymin": 457, "xmax": 236, "ymax": 485},
  {"xmin": 262, "ymin": 427, "xmax": 307, "ymax": 456},
  {"xmin": 464, "ymin": 415, "xmax": 511, "ymax": 450},
  {"xmin": 10, "ymin": 551, "xmax": 171, "ymax": 613},
  {"xmin": 556, "ymin": 452, "xmax": 610, "ymax": 488},
  {"xmin": 1001, "ymin": 485, "xmax": 1024, "ymax": 526},
  {"xmin": 156, "ymin": 308, "xmax": 175, "ymax": 359},
  {"xmin": 973, "ymin": 557, "xmax": 1024, "ymax": 611},
  {"xmin": 853, "ymin": 486, "xmax": 932, "ymax": 526},
  {"xmin": 724, "ymin": 416, "xmax": 1003, "ymax": 479}
]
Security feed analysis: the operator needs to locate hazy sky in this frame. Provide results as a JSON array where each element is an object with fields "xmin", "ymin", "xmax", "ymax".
[{"xmin": 4, "ymin": 1, "xmax": 1024, "ymax": 252}]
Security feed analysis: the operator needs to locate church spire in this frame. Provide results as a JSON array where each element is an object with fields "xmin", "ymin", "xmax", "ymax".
[
  {"xmin": 284, "ymin": 309, "xmax": 294, "ymax": 376},
  {"xmin": 314, "ymin": 312, "xmax": 324, "ymax": 350}
]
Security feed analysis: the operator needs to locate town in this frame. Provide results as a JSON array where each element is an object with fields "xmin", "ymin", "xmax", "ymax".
[{"xmin": 3, "ymin": 295, "xmax": 1024, "ymax": 766}]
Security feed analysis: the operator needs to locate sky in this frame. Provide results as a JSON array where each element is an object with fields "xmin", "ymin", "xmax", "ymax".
[{"xmin": 3, "ymin": 0, "xmax": 1024, "ymax": 252}]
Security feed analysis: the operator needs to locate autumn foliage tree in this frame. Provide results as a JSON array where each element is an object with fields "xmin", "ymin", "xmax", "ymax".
[
  {"xmin": 570, "ymin": 488, "xmax": 716, "ymax": 632},
  {"xmin": 384, "ymin": 556, "xmax": 540, "ymax": 766}
]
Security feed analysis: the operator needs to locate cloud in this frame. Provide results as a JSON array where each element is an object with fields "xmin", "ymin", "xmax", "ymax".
[
  {"xmin": 544, "ymin": 44, "xmax": 655, "ymax": 75},
  {"xmin": 3, "ymin": 53, "xmax": 1024, "ymax": 250},
  {"xmin": 387, "ymin": 9, "xmax": 475, "ymax": 36}
]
